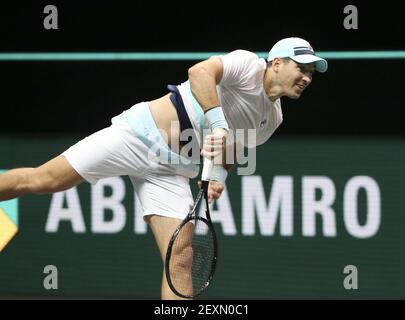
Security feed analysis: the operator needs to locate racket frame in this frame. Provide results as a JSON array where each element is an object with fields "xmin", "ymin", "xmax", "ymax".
[{"xmin": 165, "ymin": 181, "xmax": 218, "ymax": 299}]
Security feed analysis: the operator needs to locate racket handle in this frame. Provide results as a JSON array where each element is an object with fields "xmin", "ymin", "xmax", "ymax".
[{"xmin": 201, "ymin": 157, "xmax": 213, "ymax": 182}]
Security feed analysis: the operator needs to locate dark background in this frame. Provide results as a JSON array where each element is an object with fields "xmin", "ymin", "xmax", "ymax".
[{"xmin": 0, "ymin": 0, "xmax": 404, "ymax": 136}]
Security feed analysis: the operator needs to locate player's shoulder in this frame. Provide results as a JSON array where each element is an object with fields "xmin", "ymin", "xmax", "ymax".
[
  {"xmin": 220, "ymin": 50, "xmax": 261, "ymax": 67},
  {"xmin": 224, "ymin": 49, "xmax": 259, "ymax": 60}
]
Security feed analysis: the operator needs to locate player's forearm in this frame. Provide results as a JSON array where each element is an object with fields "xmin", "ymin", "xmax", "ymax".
[{"xmin": 0, "ymin": 168, "xmax": 31, "ymax": 201}]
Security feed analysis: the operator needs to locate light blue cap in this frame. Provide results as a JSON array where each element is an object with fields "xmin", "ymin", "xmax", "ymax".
[{"xmin": 267, "ymin": 37, "xmax": 328, "ymax": 73}]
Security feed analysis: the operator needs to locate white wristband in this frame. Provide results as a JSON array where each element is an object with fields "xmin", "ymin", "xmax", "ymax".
[
  {"xmin": 204, "ymin": 107, "xmax": 229, "ymax": 131},
  {"xmin": 210, "ymin": 164, "xmax": 228, "ymax": 183}
]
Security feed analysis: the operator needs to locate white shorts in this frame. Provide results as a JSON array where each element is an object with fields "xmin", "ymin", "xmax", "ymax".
[{"xmin": 62, "ymin": 102, "xmax": 196, "ymax": 220}]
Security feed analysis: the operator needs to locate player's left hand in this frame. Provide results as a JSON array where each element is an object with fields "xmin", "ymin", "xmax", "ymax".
[{"xmin": 198, "ymin": 180, "xmax": 224, "ymax": 204}]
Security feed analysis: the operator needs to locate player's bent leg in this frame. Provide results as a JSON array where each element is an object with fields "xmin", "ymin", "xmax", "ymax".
[
  {"xmin": 167, "ymin": 223, "xmax": 194, "ymax": 297},
  {"xmin": 147, "ymin": 214, "xmax": 193, "ymax": 300},
  {"xmin": 0, "ymin": 155, "xmax": 84, "ymax": 201}
]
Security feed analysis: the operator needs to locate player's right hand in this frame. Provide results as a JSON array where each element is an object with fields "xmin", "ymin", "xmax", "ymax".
[{"xmin": 201, "ymin": 128, "xmax": 227, "ymax": 165}]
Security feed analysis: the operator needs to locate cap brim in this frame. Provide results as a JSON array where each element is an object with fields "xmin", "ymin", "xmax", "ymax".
[{"xmin": 290, "ymin": 54, "xmax": 328, "ymax": 73}]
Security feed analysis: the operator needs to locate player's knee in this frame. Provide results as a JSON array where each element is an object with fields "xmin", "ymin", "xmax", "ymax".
[{"xmin": 172, "ymin": 245, "xmax": 194, "ymax": 271}]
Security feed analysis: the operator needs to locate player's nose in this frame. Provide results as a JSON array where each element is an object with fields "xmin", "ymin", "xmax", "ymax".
[{"xmin": 302, "ymin": 75, "xmax": 312, "ymax": 86}]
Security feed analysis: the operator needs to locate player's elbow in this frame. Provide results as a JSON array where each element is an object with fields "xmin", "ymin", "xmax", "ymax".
[
  {"xmin": 188, "ymin": 57, "xmax": 223, "ymax": 84},
  {"xmin": 188, "ymin": 64, "xmax": 206, "ymax": 83},
  {"xmin": 172, "ymin": 245, "xmax": 194, "ymax": 274}
]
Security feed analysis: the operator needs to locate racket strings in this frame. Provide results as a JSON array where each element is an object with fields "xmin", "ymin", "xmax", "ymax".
[{"xmin": 168, "ymin": 219, "xmax": 215, "ymax": 297}]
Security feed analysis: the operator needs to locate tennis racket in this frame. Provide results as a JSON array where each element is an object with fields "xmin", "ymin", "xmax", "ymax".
[{"xmin": 165, "ymin": 158, "xmax": 218, "ymax": 299}]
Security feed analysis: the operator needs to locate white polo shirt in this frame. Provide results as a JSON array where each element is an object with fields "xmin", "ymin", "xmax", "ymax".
[{"xmin": 177, "ymin": 49, "xmax": 283, "ymax": 148}]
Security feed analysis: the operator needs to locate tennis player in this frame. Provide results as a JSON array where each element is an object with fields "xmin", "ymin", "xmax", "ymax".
[{"xmin": 0, "ymin": 37, "xmax": 327, "ymax": 299}]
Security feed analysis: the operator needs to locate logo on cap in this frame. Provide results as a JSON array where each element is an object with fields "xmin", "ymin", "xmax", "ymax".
[{"xmin": 293, "ymin": 46, "xmax": 315, "ymax": 56}]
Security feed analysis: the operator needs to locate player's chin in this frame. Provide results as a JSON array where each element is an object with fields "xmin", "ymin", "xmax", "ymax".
[
  {"xmin": 291, "ymin": 87, "xmax": 305, "ymax": 99},
  {"xmin": 288, "ymin": 91, "xmax": 302, "ymax": 99}
]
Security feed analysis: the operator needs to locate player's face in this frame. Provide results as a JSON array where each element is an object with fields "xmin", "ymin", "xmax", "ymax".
[{"xmin": 280, "ymin": 60, "xmax": 314, "ymax": 99}]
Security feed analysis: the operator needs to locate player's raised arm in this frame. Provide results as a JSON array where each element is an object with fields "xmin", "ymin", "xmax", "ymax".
[
  {"xmin": 188, "ymin": 57, "xmax": 230, "ymax": 186},
  {"xmin": 188, "ymin": 56, "xmax": 223, "ymax": 111}
]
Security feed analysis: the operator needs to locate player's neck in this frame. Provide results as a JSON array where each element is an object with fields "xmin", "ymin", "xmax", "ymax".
[{"xmin": 263, "ymin": 67, "xmax": 281, "ymax": 102}]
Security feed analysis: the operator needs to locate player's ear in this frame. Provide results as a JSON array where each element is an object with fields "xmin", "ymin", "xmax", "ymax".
[{"xmin": 271, "ymin": 57, "xmax": 282, "ymax": 72}]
